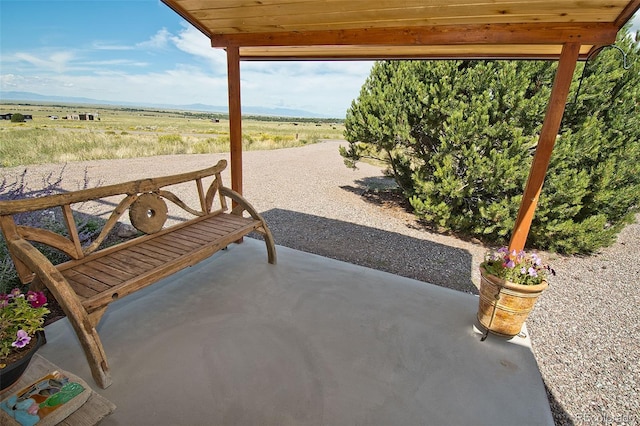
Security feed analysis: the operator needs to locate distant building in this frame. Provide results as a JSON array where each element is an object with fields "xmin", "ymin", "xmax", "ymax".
[
  {"xmin": 65, "ymin": 113, "xmax": 98, "ymax": 120},
  {"xmin": 0, "ymin": 113, "xmax": 33, "ymax": 120}
]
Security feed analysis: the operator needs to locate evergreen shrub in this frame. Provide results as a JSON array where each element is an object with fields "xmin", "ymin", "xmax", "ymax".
[{"xmin": 341, "ymin": 30, "xmax": 639, "ymax": 254}]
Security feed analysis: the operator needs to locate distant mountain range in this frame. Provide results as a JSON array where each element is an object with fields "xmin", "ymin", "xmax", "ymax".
[{"xmin": 0, "ymin": 91, "xmax": 331, "ymax": 118}]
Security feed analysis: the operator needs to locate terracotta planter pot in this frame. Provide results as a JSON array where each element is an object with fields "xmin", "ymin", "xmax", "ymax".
[
  {"xmin": 477, "ymin": 266, "xmax": 548, "ymax": 337},
  {"xmin": 0, "ymin": 332, "xmax": 45, "ymax": 391}
]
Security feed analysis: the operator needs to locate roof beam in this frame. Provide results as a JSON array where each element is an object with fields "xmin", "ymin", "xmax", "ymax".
[
  {"xmin": 210, "ymin": 22, "xmax": 618, "ymax": 48},
  {"xmin": 237, "ymin": 44, "xmax": 595, "ymax": 61},
  {"xmin": 615, "ymin": 0, "xmax": 640, "ymax": 27}
]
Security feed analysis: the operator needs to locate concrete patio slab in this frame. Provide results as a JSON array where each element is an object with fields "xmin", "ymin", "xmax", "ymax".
[{"xmin": 38, "ymin": 239, "xmax": 553, "ymax": 425}]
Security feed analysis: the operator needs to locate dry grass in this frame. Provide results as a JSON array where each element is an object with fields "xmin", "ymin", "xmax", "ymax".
[{"xmin": 0, "ymin": 103, "xmax": 344, "ymax": 167}]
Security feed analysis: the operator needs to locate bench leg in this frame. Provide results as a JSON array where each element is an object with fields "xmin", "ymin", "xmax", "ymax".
[
  {"xmin": 261, "ymin": 225, "xmax": 277, "ymax": 265},
  {"xmin": 42, "ymin": 276, "xmax": 112, "ymax": 388},
  {"xmin": 30, "ymin": 276, "xmax": 46, "ymax": 292},
  {"xmin": 65, "ymin": 305, "xmax": 112, "ymax": 389},
  {"xmin": 88, "ymin": 306, "xmax": 108, "ymax": 327}
]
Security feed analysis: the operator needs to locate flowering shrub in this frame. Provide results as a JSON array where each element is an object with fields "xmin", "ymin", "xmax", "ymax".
[
  {"xmin": 0, "ymin": 289, "xmax": 49, "ymax": 365},
  {"xmin": 481, "ymin": 247, "xmax": 555, "ymax": 286}
]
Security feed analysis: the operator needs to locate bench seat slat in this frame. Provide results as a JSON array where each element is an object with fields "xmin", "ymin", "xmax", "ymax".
[
  {"xmin": 203, "ymin": 218, "xmax": 245, "ymax": 233},
  {"xmin": 114, "ymin": 249, "xmax": 165, "ymax": 267},
  {"xmin": 153, "ymin": 235, "xmax": 199, "ymax": 252},
  {"xmin": 108, "ymin": 250, "xmax": 163, "ymax": 269},
  {"xmin": 93, "ymin": 256, "xmax": 148, "ymax": 276},
  {"xmin": 88, "ymin": 262, "xmax": 137, "ymax": 281},
  {"xmin": 65, "ymin": 279, "xmax": 101, "ymax": 299},
  {"xmin": 160, "ymin": 233, "xmax": 202, "ymax": 249},
  {"xmin": 127, "ymin": 245, "xmax": 177, "ymax": 262},
  {"xmin": 217, "ymin": 214, "xmax": 255, "ymax": 227},
  {"xmin": 190, "ymin": 219, "xmax": 241, "ymax": 236},
  {"xmin": 169, "ymin": 228, "xmax": 212, "ymax": 244},
  {"xmin": 63, "ymin": 270, "xmax": 108, "ymax": 296},
  {"xmin": 144, "ymin": 240, "xmax": 186, "ymax": 256},
  {"xmin": 130, "ymin": 242, "xmax": 181, "ymax": 260},
  {"xmin": 188, "ymin": 223, "xmax": 231, "ymax": 238},
  {"xmin": 72, "ymin": 264, "xmax": 127, "ymax": 287}
]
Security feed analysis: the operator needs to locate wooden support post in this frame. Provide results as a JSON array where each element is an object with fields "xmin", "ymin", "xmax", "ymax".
[
  {"xmin": 227, "ymin": 46, "xmax": 242, "ymax": 197},
  {"xmin": 509, "ymin": 42, "xmax": 581, "ymax": 251}
]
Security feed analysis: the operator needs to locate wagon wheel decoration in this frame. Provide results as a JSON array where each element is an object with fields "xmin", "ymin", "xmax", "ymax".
[{"xmin": 129, "ymin": 193, "xmax": 168, "ymax": 234}]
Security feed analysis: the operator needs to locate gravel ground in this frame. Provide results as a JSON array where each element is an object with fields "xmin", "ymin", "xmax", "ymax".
[{"xmin": 2, "ymin": 140, "xmax": 638, "ymax": 425}]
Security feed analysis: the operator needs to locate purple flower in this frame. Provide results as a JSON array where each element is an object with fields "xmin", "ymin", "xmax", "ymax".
[
  {"xmin": 483, "ymin": 246, "xmax": 554, "ymax": 285},
  {"xmin": 0, "ymin": 294, "xmax": 9, "ymax": 308},
  {"xmin": 9, "ymin": 288, "xmax": 22, "ymax": 299},
  {"xmin": 26, "ymin": 291, "xmax": 47, "ymax": 308},
  {"xmin": 531, "ymin": 253, "xmax": 542, "ymax": 265},
  {"xmin": 11, "ymin": 330, "xmax": 31, "ymax": 348}
]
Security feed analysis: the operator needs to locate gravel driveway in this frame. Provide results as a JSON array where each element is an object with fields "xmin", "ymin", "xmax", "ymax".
[{"xmin": 3, "ymin": 140, "xmax": 638, "ymax": 425}]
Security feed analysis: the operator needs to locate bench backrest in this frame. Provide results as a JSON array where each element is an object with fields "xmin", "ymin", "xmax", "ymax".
[{"xmin": 0, "ymin": 160, "xmax": 229, "ymax": 283}]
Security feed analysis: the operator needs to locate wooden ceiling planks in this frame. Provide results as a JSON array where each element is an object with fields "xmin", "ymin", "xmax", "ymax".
[
  {"xmin": 176, "ymin": 0, "xmax": 627, "ymax": 26},
  {"xmin": 162, "ymin": 0, "xmax": 638, "ymax": 60},
  {"xmin": 194, "ymin": 5, "xmax": 623, "ymax": 33}
]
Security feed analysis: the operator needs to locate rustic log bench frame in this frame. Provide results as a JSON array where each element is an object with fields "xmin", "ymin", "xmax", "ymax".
[{"xmin": 0, "ymin": 159, "xmax": 276, "ymax": 389}]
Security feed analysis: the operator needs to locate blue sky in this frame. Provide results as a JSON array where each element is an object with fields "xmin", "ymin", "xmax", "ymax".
[
  {"xmin": 0, "ymin": 0, "xmax": 373, "ymax": 117},
  {"xmin": 1, "ymin": 2, "xmax": 639, "ymax": 118}
]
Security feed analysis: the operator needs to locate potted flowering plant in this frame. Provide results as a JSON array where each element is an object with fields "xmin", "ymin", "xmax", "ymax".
[
  {"xmin": 0, "ymin": 288, "xmax": 50, "ymax": 391},
  {"xmin": 477, "ymin": 247, "xmax": 555, "ymax": 338}
]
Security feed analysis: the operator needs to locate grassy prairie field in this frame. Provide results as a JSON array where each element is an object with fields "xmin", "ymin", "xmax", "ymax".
[{"xmin": 0, "ymin": 102, "xmax": 345, "ymax": 167}]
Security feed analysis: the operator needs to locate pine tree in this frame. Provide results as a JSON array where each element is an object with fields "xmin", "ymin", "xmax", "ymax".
[
  {"xmin": 342, "ymin": 29, "xmax": 639, "ymax": 254},
  {"xmin": 534, "ymin": 32, "xmax": 640, "ymax": 252}
]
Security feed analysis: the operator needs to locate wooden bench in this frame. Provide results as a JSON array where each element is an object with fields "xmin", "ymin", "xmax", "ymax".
[{"xmin": 0, "ymin": 160, "xmax": 276, "ymax": 389}]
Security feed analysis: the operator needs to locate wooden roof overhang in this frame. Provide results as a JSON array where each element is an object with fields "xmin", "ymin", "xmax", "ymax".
[
  {"xmin": 161, "ymin": 0, "xmax": 638, "ymax": 60},
  {"xmin": 161, "ymin": 0, "xmax": 639, "ymax": 250}
]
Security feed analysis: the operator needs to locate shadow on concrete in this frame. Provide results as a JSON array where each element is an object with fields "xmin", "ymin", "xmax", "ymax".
[{"xmin": 258, "ymin": 208, "xmax": 478, "ymax": 295}]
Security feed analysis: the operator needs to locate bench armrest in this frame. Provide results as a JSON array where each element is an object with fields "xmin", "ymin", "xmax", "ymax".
[
  {"xmin": 218, "ymin": 186, "xmax": 277, "ymax": 264},
  {"xmin": 219, "ymin": 186, "xmax": 264, "ymax": 222}
]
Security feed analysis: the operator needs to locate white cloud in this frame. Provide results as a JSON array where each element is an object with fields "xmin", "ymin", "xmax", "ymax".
[
  {"xmin": 12, "ymin": 51, "xmax": 75, "ymax": 73},
  {"xmin": 170, "ymin": 24, "xmax": 226, "ymax": 68},
  {"xmin": 1, "ymin": 73, "xmax": 63, "ymax": 91},
  {"xmin": 86, "ymin": 59, "xmax": 149, "ymax": 67},
  {"xmin": 92, "ymin": 42, "xmax": 134, "ymax": 51},
  {"xmin": 0, "ymin": 74, "xmax": 21, "ymax": 89},
  {"xmin": 137, "ymin": 28, "xmax": 172, "ymax": 50}
]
